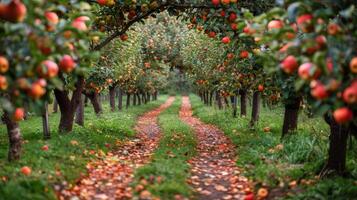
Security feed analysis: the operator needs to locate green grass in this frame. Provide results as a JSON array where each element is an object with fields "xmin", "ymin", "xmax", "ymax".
[
  {"xmin": 133, "ymin": 96, "xmax": 197, "ymax": 199},
  {"xmin": 189, "ymin": 94, "xmax": 357, "ymax": 200},
  {"xmin": 0, "ymin": 95, "xmax": 167, "ymax": 200}
]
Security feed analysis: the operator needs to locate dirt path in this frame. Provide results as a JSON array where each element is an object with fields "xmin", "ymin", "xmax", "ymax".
[
  {"xmin": 58, "ymin": 97, "xmax": 175, "ymax": 200},
  {"xmin": 179, "ymin": 96, "xmax": 250, "ymax": 200}
]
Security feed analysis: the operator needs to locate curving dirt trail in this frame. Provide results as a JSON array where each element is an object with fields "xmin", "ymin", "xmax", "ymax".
[
  {"xmin": 58, "ymin": 97, "xmax": 175, "ymax": 200},
  {"xmin": 179, "ymin": 96, "xmax": 250, "ymax": 200}
]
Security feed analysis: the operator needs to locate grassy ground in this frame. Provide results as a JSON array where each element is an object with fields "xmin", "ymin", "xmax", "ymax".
[
  {"xmin": 0, "ymin": 95, "xmax": 167, "ymax": 200},
  {"xmin": 133, "ymin": 96, "xmax": 197, "ymax": 199},
  {"xmin": 189, "ymin": 94, "xmax": 357, "ymax": 199}
]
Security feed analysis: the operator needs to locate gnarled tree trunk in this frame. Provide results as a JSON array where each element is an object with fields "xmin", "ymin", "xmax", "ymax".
[
  {"xmin": 250, "ymin": 91, "xmax": 261, "ymax": 126},
  {"xmin": 54, "ymin": 76, "xmax": 85, "ymax": 133},
  {"xmin": 282, "ymin": 96, "xmax": 301, "ymax": 137},
  {"xmin": 109, "ymin": 85, "xmax": 116, "ymax": 112},
  {"xmin": 2, "ymin": 112, "xmax": 22, "ymax": 161},
  {"xmin": 86, "ymin": 91, "xmax": 102, "ymax": 116}
]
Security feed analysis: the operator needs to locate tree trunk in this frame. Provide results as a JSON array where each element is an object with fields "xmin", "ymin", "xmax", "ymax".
[
  {"xmin": 42, "ymin": 102, "xmax": 51, "ymax": 140},
  {"xmin": 126, "ymin": 93, "xmax": 131, "ymax": 109},
  {"xmin": 118, "ymin": 89, "xmax": 123, "ymax": 111},
  {"xmin": 53, "ymin": 98, "xmax": 58, "ymax": 113},
  {"xmin": 109, "ymin": 85, "xmax": 116, "ymax": 112},
  {"xmin": 84, "ymin": 96, "xmax": 88, "ymax": 107},
  {"xmin": 209, "ymin": 91, "xmax": 213, "ymax": 106},
  {"xmin": 133, "ymin": 93, "xmax": 137, "ymax": 106},
  {"xmin": 87, "ymin": 91, "xmax": 102, "ymax": 116},
  {"xmin": 320, "ymin": 114, "xmax": 350, "ymax": 176},
  {"xmin": 250, "ymin": 91, "xmax": 261, "ymax": 126},
  {"xmin": 75, "ymin": 95, "xmax": 84, "ymax": 126},
  {"xmin": 240, "ymin": 89, "xmax": 247, "ymax": 117},
  {"xmin": 2, "ymin": 112, "xmax": 22, "ymax": 161},
  {"xmin": 137, "ymin": 93, "xmax": 142, "ymax": 105},
  {"xmin": 142, "ymin": 93, "xmax": 147, "ymax": 104},
  {"xmin": 231, "ymin": 95, "xmax": 237, "ymax": 118},
  {"xmin": 147, "ymin": 92, "xmax": 150, "ymax": 102},
  {"xmin": 216, "ymin": 92, "xmax": 223, "ymax": 110},
  {"xmin": 200, "ymin": 92, "xmax": 204, "ymax": 101},
  {"xmin": 224, "ymin": 96, "xmax": 229, "ymax": 108},
  {"xmin": 54, "ymin": 76, "xmax": 85, "ymax": 133},
  {"xmin": 282, "ymin": 97, "xmax": 301, "ymax": 137}
]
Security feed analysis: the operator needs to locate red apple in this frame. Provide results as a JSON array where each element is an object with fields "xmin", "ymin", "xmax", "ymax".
[
  {"xmin": 45, "ymin": 11, "xmax": 58, "ymax": 24},
  {"xmin": 244, "ymin": 193, "xmax": 254, "ymax": 200},
  {"xmin": 327, "ymin": 23, "xmax": 340, "ymax": 35},
  {"xmin": 97, "ymin": 0, "xmax": 107, "ymax": 6},
  {"xmin": 228, "ymin": 12, "xmax": 237, "ymax": 22},
  {"xmin": 28, "ymin": 82, "xmax": 46, "ymax": 99},
  {"xmin": 221, "ymin": 0, "xmax": 230, "ymax": 5},
  {"xmin": 59, "ymin": 55, "xmax": 76, "ymax": 73},
  {"xmin": 212, "ymin": 0, "xmax": 220, "ymax": 6},
  {"xmin": 220, "ymin": 10, "xmax": 226, "ymax": 17},
  {"xmin": 315, "ymin": 35, "xmax": 326, "ymax": 49},
  {"xmin": 349, "ymin": 57, "xmax": 357, "ymax": 73},
  {"xmin": 258, "ymin": 84, "xmax": 264, "ymax": 92},
  {"xmin": 0, "ymin": 75, "xmax": 8, "ymax": 90},
  {"xmin": 0, "ymin": 0, "xmax": 27, "ymax": 23},
  {"xmin": 240, "ymin": 50, "xmax": 249, "ymax": 59},
  {"xmin": 310, "ymin": 81, "xmax": 328, "ymax": 100},
  {"xmin": 298, "ymin": 62, "xmax": 319, "ymax": 80},
  {"xmin": 227, "ymin": 53, "xmax": 234, "ymax": 59},
  {"xmin": 296, "ymin": 14, "xmax": 313, "ymax": 32},
  {"xmin": 333, "ymin": 107, "xmax": 353, "ymax": 124},
  {"xmin": 208, "ymin": 31, "xmax": 216, "ymax": 38},
  {"xmin": 267, "ymin": 20, "xmax": 284, "ymax": 30},
  {"xmin": 41, "ymin": 145, "xmax": 49, "ymax": 151},
  {"xmin": 13, "ymin": 107, "xmax": 24, "ymax": 121},
  {"xmin": 280, "ymin": 55, "xmax": 298, "ymax": 74},
  {"xmin": 120, "ymin": 34, "xmax": 128, "ymax": 41},
  {"xmin": 38, "ymin": 60, "xmax": 58, "ymax": 78},
  {"xmin": 0, "ymin": 56, "xmax": 9, "ymax": 73},
  {"xmin": 343, "ymin": 85, "xmax": 357, "ymax": 104},
  {"xmin": 222, "ymin": 36, "xmax": 230, "ymax": 44},
  {"xmin": 231, "ymin": 23, "xmax": 238, "ymax": 31},
  {"xmin": 20, "ymin": 166, "xmax": 31, "ymax": 176}
]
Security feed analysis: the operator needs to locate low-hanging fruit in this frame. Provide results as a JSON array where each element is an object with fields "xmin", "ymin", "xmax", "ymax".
[
  {"xmin": 20, "ymin": 166, "xmax": 31, "ymax": 176},
  {"xmin": 59, "ymin": 55, "xmax": 76, "ymax": 73},
  {"xmin": 281, "ymin": 55, "xmax": 298, "ymax": 74},
  {"xmin": 333, "ymin": 107, "xmax": 353, "ymax": 124},
  {"xmin": 222, "ymin": 36, "xmax": 230, "ymax": 44},
  {"xmin": 0, "ymin": 0, "xmax": 27, "ymax": 23},
  {"xmin": 13, "ymin": 107, "xmax": 25, "ymax": 121},
  {"xmin": 0, "ymin": 56, "xmax": 9, "ymax": 73}
]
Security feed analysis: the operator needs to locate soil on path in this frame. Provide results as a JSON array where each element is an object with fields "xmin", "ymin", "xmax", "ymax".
[
  {"xmin": 179, "ymin": 96, "xmax": 250, "ymax": 200},
  {"xmin": 58, "ymin": 97, "xmax": 175, "ymax": 200}
]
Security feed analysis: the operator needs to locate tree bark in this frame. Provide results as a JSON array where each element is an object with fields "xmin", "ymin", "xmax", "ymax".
[
  {"xmin": 240, "ymin": 89, "xmax": 247, "ymax": 117},
  {"xmin": 282, "ymin": 97, "xmax": 301, "ymax": 137},
  {"xmin": 231, "ymin": 95, "xmax": 237, "ymax": 118},
  {"xmin": 209, "ymin": 91, "xmax": 213, "ymax": 106},
  {"xmin": 147, "ymin": 92, "xmax": 150, "ymax": 102},
  {"xmin": 86, "ymin": 91, "xmax": 102, "ymax": 116},
  {"xmin": 133, "ymin": 93, "xmax": 137, "ymax": 106},
  {"xmin": 118, "ymin": 89, "xmax": 123, "ymax": 111},
  {"xmin": 320, "ymin": 114, "xmax": 350, "ymax": 176},
  {"xmin": 216, "ymin": 92, "xmax": 223, "ymax": 110},
  {"xmin": 42, "ymin": 102, "xmax": 51, "ymax": 140},
  {"xmin": 54, "ymin": 76, "xmax": 85, "ymax": 133},
  {"xmin": 109, "ymin": 85, "xmax": 116, "ymax": 112},
  {"xmin": 84, "ymin": 96, "xmax": 88, "ymax": 107},
  {"xmin": 142, "ymin": 92, "xmax": 147, "ymax": 104},
  {"xmin": 2, "ymin": 112, "xmax": 22, "ymax": 161},
  {"xmin": 75, "ymin": 95, "xmax": 84, "ymax": 126},
  {"xmin": 53, "ymin": 98, "xmax": 58, "ymax": 113},
  {"xmin": 250, "ymin": 91, "xmax": 261, "ymax": 126},
  {"xmin": 126, "ymin": 93, "xmax": 131, "ymax": 109},
  {"xmin": 137, "ymin": 93, "xmax": 142, "ymax": 105},
  {"xmin": 224, "ymin": 96, "xmax": 229, "ymax": 108}
]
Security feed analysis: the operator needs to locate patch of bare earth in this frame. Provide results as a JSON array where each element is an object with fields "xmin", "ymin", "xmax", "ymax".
[
  {"xmin": 179, "ymin": 96, "xmax": 251, "ymax": 200},
  {"xmin": 58, "ymin": 97, "xmax": 175, "ymax": 200}
]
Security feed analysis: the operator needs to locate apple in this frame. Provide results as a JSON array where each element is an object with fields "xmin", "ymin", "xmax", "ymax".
[
  {"xmin": 221, "ymin": 36, "xmax": 230, "ymax": 44},
  {"xmin": 327, "ymin": 23, "xmax": 340, "ymax": 35},
  {"xmin": 0, "ymin": 0, "xmax": 27, "ymax": 23},
  {"xmin": 349, "ymin": 57, "xmax": 357, "ymax": 73},
  {"xmin": 28, "ymin": 82, "xmax": 46, "ymax": 99},
  {"xmin": 267, "ymin": 20, "xmax": 284, "ymax": 30},
  {"xmin": 227, "ymin": 53, "xmax": 234, "ymax": 59},
  {"xmin": 208, "ymin": 31, "xmax": 216, "ymax": 38},
  {"xmin": 38, "ymin": 60, "xmax": 58, "ymax": 78},
  {"xmin": 280, "ymin": 55, "xmax": 298, "ymax": 74},
  {"xmin": 315, "ymin": 35, "xmax": 326, "ymax": 49},
  {"xmin": 220, "ymin": 10, "xmax": 226, "ymax": 17},
  {"xmin": 240, "ymin": 50, "xmax": 249, "ymax": 59},
  {"xmin": 310, "ymin": 81, "xmax": 328, "ymax": 100},
  {"xmin": 45, "ymin": 11, "xmax": 59, "ymax": 24},
  {"xmin": 13, "ymin": 107, "xmax": 24, "ymax": 121},
  {"xmin": 20, "ymin": 166, "xmax": 31, "ymax": 176},
  {"xmin": 0, "ymin": 75, "xmax": 8, "ymax": 90},
  {"xmin": 298, "ymin": 62, "xmax": 320, "ymax": 80},
  {"xmin": 36, "ymin": 78, "xmax": 47, "ymax": 87},
  {"xmin": 144, "ymin": 62, "xmax": 151, "ymax": 68},
  {"xmin": 97, "ymin": 0, "xmax": 107, "ymax": 6},
  {"xmin": 228, "ymin": 12, "xmax": 237, "ymax": 22},
  {"xmin": 59, "ymin": 55, "xmax": 76, "ymax": 73},
  {"xmin": 257, "ymin": 188, "xmax": 269, "ymax": 198},
  {"xmin": 120, "ymin": 34, "xmax": 128, "ymax": 41},
  {"xmin": 333, "ymin": 107, "xmax": 353, "ymax": 124},
  {"xmin": 263, "ymin": 127, "xmax": 271, "ymax": 132},
  {"xmin": 221, "ymin": 0, "xmax": 230, "ymax": 5},
  {"xmin": 231, "ymin": 23, "xmax": 237, "ymax": 31},
  {"xmin": 41, "ymin": 145, "xmax": 49, "ymax": 151},
  {"xmin": 296, "ymin": 14, "xmax": 313, "ymax": 32},
  {"xmin": 0, "ymin": 56, "xmax": 9, "ymax": 73},
  {"xmin": 244, "ymin": 193, "xmax": 254, "ymax": 200},
  {"xmin": 343, "ymin": 85, "xmax": 357, "ymax": 104},
  {"xmin": 72, "ymin": 16, "xmax": 89, "ymax": 31},
  {"xmin": 211, "ymin": 0, "xmax": 220, "ymax": 6},
  {"xmin": 258, "ymin": 84, "xmax": 264, "ymax": 92},
  {"xmin": 326, "ymin": 57, "xmax": 334, "ymax": 73}
]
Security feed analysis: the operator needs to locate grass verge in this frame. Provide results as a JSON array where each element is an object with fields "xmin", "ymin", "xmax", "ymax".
[
  {"xmin": 189, "ymin": 94, "xmax": 357, "ymax": 199},
  {"xmin": 0, "ymin": 96, "xmax": 167, "ymax": 200},
  {"xmin": 133, "ymin": 96, "xmax": 197, "ymax": 199}
]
